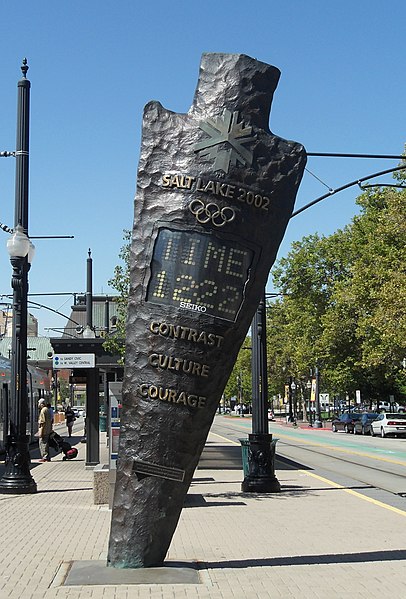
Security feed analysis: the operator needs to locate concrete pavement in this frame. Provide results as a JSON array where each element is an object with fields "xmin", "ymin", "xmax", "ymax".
[{"xmin": 1, "ymin": 418, "xmax": 406, "ymax": 598}]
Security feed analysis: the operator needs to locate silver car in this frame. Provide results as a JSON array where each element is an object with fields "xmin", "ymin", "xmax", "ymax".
[{"xmin": 370, "ymin": 413, "xmax": 406, "ymax": 438}]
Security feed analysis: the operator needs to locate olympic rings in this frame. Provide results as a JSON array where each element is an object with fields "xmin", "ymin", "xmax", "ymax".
[{"xmin": 188, "ymin": 199, "xmax": 236, "ymax": 228}]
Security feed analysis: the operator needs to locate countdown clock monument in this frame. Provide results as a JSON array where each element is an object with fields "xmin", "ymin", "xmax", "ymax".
[{"xmin": 108, "ymin": 53, "xmax": 306, "ymax": 568}]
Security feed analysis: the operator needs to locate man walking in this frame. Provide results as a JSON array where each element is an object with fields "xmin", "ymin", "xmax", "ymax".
[{"xmin": 38, "ymin": 399, "xmax": 52, "ymax": 462}]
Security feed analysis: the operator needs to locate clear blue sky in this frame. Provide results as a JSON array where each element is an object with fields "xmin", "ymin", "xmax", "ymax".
[{"xmin": 0, "ymin": 1, "xmax": 404, "ymax": 336}]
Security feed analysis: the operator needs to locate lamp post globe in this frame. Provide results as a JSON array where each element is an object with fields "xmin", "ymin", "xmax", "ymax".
[
  {"xmin": 82, "ymin": 324, "xmax": 96, "ymax": 339},
  {"xmin": 27, "ymin": 239, "xmax": 35, "ymax": 264},
  {"xmin": 6, "ymin": 224, "xmax": 30, "ymax": 258}
]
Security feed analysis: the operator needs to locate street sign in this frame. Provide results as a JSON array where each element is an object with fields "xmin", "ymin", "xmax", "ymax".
[{"xmin": 53, "ymin": 354, "xmax": 95, "ymax": 369}]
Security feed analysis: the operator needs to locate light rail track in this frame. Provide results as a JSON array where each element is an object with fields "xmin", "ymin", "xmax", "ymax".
[{"xmin": 211, "ymin": 417, "xmax": 406, "ymax": 496}]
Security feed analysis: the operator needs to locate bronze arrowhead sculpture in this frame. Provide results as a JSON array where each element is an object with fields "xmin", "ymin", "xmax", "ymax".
[{"xmin": 108, "ymin": 53, "xmax": 306, "ymax": 568}]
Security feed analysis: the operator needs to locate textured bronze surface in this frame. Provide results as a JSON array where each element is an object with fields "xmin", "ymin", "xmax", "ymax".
[{"xmin": 108, "ymin": 53, "xmax": 306, "ymax": 568}]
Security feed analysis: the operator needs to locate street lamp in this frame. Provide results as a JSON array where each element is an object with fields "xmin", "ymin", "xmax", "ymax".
[
  {"xmin": 242, "ymin": 291, "xmax": 280, "ymax": 493},
  {"xmin": 306, "ymin": 379, "xmax": 312, "ymax": 426},
  {"xmin": 314, "ymin": 365, "xmax": 322, "ymax": 428},
  {"xmin": 290, "ymin": 380, "xmax": 297, "ymax": 421},
  {"xmin": 286, "ymin": 375, "xmax": 294, "ymax": 422},
  {"xmin": 0, "ymin": 60, "xmax": 37, "ymax": 494}
]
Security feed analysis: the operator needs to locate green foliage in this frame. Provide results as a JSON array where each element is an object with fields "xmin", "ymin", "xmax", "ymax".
[
  {"xmin": 102, "ymin": 230, "xmax": 131, "ymax": 362},
  {"xmin": 58, "ymin": 378, "xmax": 70, "ymax": 403},
  {"xmin": 223, "ymin": 340, "xmax": 252, "ymax": 404},
  {"xmin": 269, "ymin": 173, "xmax": 406, "ymax": 403}
]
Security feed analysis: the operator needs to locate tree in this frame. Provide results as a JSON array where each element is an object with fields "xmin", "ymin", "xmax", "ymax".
[
  {"xmin": 268, "ymin": 170, "xmax": 406, "ymax": 404},
  {"xmin": 103, "ymin": 230, "xmax": 131, "ymax": 361},
  {"xmin": 320, "ymin": 185, "xmax": 406, "ymax": 400},
  {"xmin": 58, "ymin": 378, "xmax": 70, "ymax": 404},
  {"xmin": 224, "ymin": 339, "xmax": 252, "ymax": 406},
  {"xmin": 269, "ymin": 229, "xmax": 352, "ymax": 389}
]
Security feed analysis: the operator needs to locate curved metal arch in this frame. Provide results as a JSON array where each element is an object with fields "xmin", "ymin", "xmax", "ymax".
[
  {"xmin": 291, "ymin": 164, "xmax": 406, "ymax": 218},
  {"xmin": 0, "ymin": 296, "xmax": 81, "ymax": 327}
]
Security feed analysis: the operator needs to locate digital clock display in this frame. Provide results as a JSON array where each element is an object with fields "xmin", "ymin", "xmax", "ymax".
[{"xmin": 147, "ymin": 228, "xmax": 254, "ymax": 321}]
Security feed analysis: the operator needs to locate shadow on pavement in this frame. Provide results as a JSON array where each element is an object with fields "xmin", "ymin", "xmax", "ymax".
[
  {"xmin": 199, "ymin": 482, "xmax": 375, "ymax": 501},
  {"xmin": 191, "ymin": 479, "xmax": 243, "ymax": 487},
  {"xmin": 184, "ymin": 494, "xmax": 246, "ymax": 508},
  {"xmin": 37, "ymin": 486, "xmax": 92, "ymax": 494},
  {"xmin": 275, "ymin": 455, "xmax": 313, "ymax": 470},
  {"xmin": 198, "ymin": 444, "xmax": 314, "ymax": 472},
  {"xmin": 198, "ymin": 445, "xmax": 312, "ymax": 470},
  {"xmin": 198, "ymin": 445, "xmax": 243, "ymax": 470},
  {"xmin": 202, "ymin": 490, "xmax": 314, "ymax": 500},
  {"xmin": 202, "ymin": 548, "xmax": 406, "ymax": 569}
]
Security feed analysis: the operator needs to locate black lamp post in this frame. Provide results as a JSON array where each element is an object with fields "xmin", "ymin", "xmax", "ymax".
[
  {"xmin": 287, "ymin": 375, "xmax": 294, "ymax": 422},
  {"xmin": 306, "ymin": 379, "xmax": 312, "ymax": 425},
  {"xmin": 242, "ymin": 291, "xmax": 280, "ymax": 493},
  {"xmin": 314, "ymin": 365, "xmax": 322, "ymax": 428},
  {"xmin": 0, "ymin": 60, "xmax": 37, "ymax": 494},
  {"xmin": 290, "ymin": 379, "xmax": 297, "ymax": 421}
]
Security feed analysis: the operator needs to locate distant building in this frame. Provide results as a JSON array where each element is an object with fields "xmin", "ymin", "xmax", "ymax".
[
  {"xmin": 0, "ymin": 336, "xmax": 53, "ymax": 372},
  {"xmin": 50, "ymin": 295, "xmax": 123, "ymax": 412},
  {"xmin": 58, "ymin": 295, "xmax": 119, "ymax": 339},
  {"xmin": 0, "ymin": 309, "xmax": 12, "ymax": 337},
  {"xmin": 0, "ymin": 309, "xmax": 38, "ymax": 337}
]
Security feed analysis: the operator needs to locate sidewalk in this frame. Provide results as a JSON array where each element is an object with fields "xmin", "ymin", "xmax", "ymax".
[{"xmin": 1, "ymin": 424, "xmax": 406, "ymax": 598}]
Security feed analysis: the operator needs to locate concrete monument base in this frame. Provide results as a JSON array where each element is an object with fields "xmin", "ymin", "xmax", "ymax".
[{"xmin": 64, "ymin": 560, "xmax": 201, "ymax": 586}]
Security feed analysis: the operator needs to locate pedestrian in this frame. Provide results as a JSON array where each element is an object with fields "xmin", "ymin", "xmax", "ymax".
[
  {"xmin": 47, "ymin": 403, "xmax": 54, "ymax": 425},
  {"xmin": 65, "ymin": 405, "xmax": 76, "ymax": 438},
  {"xmin": 38, "ymin": 399, "xmax": 53, "ymax": 462}
]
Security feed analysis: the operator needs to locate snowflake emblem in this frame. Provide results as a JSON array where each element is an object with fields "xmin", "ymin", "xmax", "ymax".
[{"xmin": 194, "ymin": 109, "xmax": 256, "ymax": 174}]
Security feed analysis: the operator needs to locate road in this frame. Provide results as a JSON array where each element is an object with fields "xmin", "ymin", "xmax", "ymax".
[
  {"xmin": 210, "ymin": 415, "xmax": 406, "ymax": 506},
  {"xmin": 53, "ymin": 415, "xmax": 85, "ymax": 439}
]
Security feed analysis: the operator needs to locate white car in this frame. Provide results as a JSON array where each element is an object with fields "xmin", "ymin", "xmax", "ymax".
[{"xmin": 370, "ymin": 413, "xmax": 406, "ymax": 438}]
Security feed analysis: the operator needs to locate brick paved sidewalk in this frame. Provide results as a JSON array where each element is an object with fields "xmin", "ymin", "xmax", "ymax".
[{"xmin": 1, "ymin": 430, "xmax": 406, "ymax": 598}]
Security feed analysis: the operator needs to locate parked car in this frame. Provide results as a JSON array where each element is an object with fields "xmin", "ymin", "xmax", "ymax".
[
  {"xmin": 353, "ymin": 413, "xmax": 379, "ymax": 435},
  {"xmin": 371, "ymin": 401, "xmax": 405, "ymax": 412},
  {"xmin": 375, "ymin": 401, "xmax": 392, "ymax": 411},
  {"xmin": 370, "ymin": 413, "xmax": 406, "ymax": 438},
  {"xmin": 332, "ymin": 413, "xmax": 362, "ymax": 433},
  {"xmin": 72, "ymin": 407, "xmax": 85, "ymax": 418}
]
